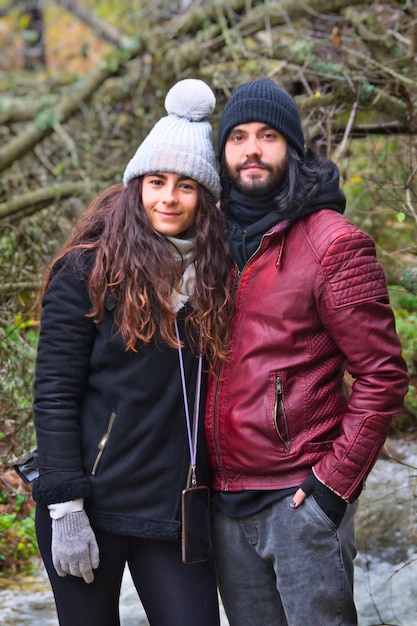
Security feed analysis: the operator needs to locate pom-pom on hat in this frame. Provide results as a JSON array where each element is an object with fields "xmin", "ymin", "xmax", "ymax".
[
  {"xmin": 123, "ymin": 79, "xmax": 221, "ymax": 201},
  {"xmin": 218, "ymin": 78, "xmax": 305, "ymax": 160}
]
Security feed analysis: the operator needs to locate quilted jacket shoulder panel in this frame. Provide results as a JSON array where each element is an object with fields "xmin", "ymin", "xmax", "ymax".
[{"xmin": 303, "ymin": 212, "xmax": 389, "ymax": 308}]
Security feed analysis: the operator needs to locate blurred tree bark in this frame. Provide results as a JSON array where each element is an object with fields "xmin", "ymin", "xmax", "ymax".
[{"xmin": 0, "ymin": 0, "xmax": 46, "ymax": 67}]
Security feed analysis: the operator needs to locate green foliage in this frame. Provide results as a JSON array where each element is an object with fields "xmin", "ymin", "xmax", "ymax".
[
  {"xmin": 358, "ymin": 82, "xmax": 376, "ymax": 105},
  {"xmin": 34, "ymin": 109, "xmax": 60, "ymax": 131},
  {"xmin": 311, "ymin": 60, "xmax": 345, "ymax": 79},
  {"xmin": 389, "ymin": 287, "xmax": 417, "ymax": 425},
  {"xmin": 342, "ymin": 135, "xmax": 417, "ymax": 253},
  {"xmin": 390, "ymin": 288, "xmax": 417, "ymax": 377},
  {"xmin": 0, "ymin": 491, "xmax": 37, "ymax": 575},
  {"xmin": 1, "ymin": 315, "xmax": 38, "ymax": 408},
  {"xmin": 0, "ymin": 214, "xmax": 65, "ymax": 467}
]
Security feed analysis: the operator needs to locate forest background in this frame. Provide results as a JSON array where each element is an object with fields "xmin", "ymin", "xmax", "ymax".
[{"xmin": 0, "ymin": 0, "xmax": 416, "ymax": 575}]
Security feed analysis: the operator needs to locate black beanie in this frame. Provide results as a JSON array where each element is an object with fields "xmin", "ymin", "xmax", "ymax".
[{"xmin": 218, "ymin": 78, "xmax": 305, "ymax": 160}]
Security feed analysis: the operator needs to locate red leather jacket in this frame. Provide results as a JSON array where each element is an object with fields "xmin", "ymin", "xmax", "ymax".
[{"xmin": 205, "ymin": 210, "xmax": 408, "ymax": 502}]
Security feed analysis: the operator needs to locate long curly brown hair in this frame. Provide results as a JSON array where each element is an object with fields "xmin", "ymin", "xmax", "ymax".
[{"xmin": 45, "ymin": 178, "xmax": 233, "ymax": 370}]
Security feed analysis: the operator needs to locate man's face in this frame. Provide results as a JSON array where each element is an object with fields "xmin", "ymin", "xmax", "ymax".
[{"xmin": 224, "ymin": 122, "xmax": 288, "ymax": 195}]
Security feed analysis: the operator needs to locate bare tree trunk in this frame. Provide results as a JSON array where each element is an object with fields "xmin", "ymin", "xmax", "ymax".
[{"xmin": 21, "ymin": 0, "xmax": 46, "ymax": 68}]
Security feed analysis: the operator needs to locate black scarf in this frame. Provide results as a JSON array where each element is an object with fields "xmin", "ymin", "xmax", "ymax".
[
  {"xmin": 226, "ymin": 186, "xmax": 283, "ymax": 270},
  {"xmin": 226, "ymin": 165, "xmax": 346, "ymax": 270}
]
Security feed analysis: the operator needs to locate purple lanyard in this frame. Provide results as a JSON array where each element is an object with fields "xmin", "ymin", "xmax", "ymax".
[{"xmin": 174, "ymin": 319, "xmax": 202, "ymax": 487}]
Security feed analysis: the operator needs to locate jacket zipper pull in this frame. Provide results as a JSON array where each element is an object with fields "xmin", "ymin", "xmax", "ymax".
[
  {"xmin": 91, "ymin": 411, "xmax": 117, "ymax": 475},
  {"xmin": 273, "ymin": 377, "xmax": 290, "ymax": 451}
]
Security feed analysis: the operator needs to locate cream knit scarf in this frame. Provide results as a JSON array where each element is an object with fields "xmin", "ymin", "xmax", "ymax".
[{"xmin": 167, "ymin": 235, "xmax": 197, "ymax": 313}]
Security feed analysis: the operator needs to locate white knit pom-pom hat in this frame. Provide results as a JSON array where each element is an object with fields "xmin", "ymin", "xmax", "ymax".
[{"xmin": 123, "ymin": 79, "xmax": 221, "ymax": 201}]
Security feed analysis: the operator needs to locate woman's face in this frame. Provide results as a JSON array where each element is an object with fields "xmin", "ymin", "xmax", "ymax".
[{"xmin": 142, "ymin": 172, "xmax": 198, "ymax": 236}]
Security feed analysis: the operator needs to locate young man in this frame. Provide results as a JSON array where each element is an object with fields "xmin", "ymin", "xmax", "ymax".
[{"xmin": 205, "ymin": 78, "xmax": 409, "ymax": 626}]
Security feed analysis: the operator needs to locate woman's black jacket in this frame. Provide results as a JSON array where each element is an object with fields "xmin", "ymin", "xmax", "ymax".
[{"xmin": 32, "ymin": 252, "xmax": 208, "ymax": 540}]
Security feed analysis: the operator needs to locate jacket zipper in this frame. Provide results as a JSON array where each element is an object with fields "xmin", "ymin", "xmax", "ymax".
[
  {"xmin": 91, "ymin": 411, "xmax": 117, "ymax": 475},
  {"xmin": 214, "ymin": 233, "xmax": 283, "ymax": 488},
  {"xmin": 273, "ymin": 376, "xmax": 290, "ymax": 451},
  {"xmin": 241, "ymin": 232, "xmax": 274, "ymax": 271},
  {"xmin": 213, "ymin": 267, "xmax": 244, "ymax": 492},
  {"xmin": 213, "ymin": 360, "xmax": 228, "ymax": 490}
]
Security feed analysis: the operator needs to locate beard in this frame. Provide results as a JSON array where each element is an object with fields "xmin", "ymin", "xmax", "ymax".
[{"xmin": 225, "ymin": 156, "xmax": 287, "ymax": 196}]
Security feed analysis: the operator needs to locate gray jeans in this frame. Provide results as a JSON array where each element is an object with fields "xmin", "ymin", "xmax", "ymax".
[{"xmin": 213, "ymin": 494, "xmax": 358, "ymax": 626}]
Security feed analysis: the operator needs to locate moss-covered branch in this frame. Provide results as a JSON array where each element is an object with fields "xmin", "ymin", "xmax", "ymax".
[{"xmin": 0, "ymin": 182, "xmax": 90, "ymax": 221}]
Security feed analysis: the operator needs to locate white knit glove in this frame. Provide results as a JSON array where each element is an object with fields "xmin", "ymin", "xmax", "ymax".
[{"xmin": 51, "ymin": 510, "xmax": 100, "ymax": 583}]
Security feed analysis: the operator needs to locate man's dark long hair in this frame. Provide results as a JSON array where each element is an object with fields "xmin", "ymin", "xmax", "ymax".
[{"xmin": 220, "ymin": 146, "xmax": 336, "ymax": 217}]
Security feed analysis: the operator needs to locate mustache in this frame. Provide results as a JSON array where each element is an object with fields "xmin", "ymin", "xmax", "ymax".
[{"xmin": 237, "ymin": 157, "xmax": 272, "ymax": 172}]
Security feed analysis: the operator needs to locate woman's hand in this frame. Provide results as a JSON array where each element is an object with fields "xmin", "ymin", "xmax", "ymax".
[{"xmin": 51, "ymin": 510, "xmax": 100, "ymax": 583}]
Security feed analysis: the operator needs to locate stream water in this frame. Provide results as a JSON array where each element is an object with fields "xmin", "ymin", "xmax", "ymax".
[{"xmin": 1, "ymin": 438, "xmax": 416, "ymax": 626}]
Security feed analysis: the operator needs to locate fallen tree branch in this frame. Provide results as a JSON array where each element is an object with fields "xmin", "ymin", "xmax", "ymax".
[
  {"xmin": 376, "ymin": 246, "xmax": 417, "ymax": 294},
  {"xmin": 333, "ymin": 98, "xmax": 359, "ymax": 163},
  {"xmin": 54, "ymin": 0, "xmax": 132, "ymax": 48},
  {"xmin": 0, "ymin": 94, "xmax": 59, "ymax": 124},
  {"xmin": 1, "ymin": 282, "xmax": 42, "ymax": 295},
  {"xmin": 0, "ymin": 43, "xmax": 142, "ymax": 173},
  {"xmin": 165, "ymin": 0, "xmax": 367, "ymax": 74},
  {"xmin": 236, "ymin": 0, "xmax": 367, "ymax": 37},
  {"xmin": 342, "ymin": 45, "xmax": 416, "ymax": 87},
  {"xmin": 0, "ymin": 182, "xmax": 90, "ymax": 221}
]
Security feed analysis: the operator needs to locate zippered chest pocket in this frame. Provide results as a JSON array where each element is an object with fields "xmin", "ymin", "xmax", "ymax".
[
  {"xmin": 273, "ymin": 376, "xmax": 291, "ymax": 451},
  {"xmin": 91, "ymin": 411, "xmax": 117, "ymax": 475}
]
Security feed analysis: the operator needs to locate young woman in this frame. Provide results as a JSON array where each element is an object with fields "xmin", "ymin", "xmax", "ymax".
[{"xmin": 32, "ymin": 79, "xmax": 233, "ymax": 626}]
